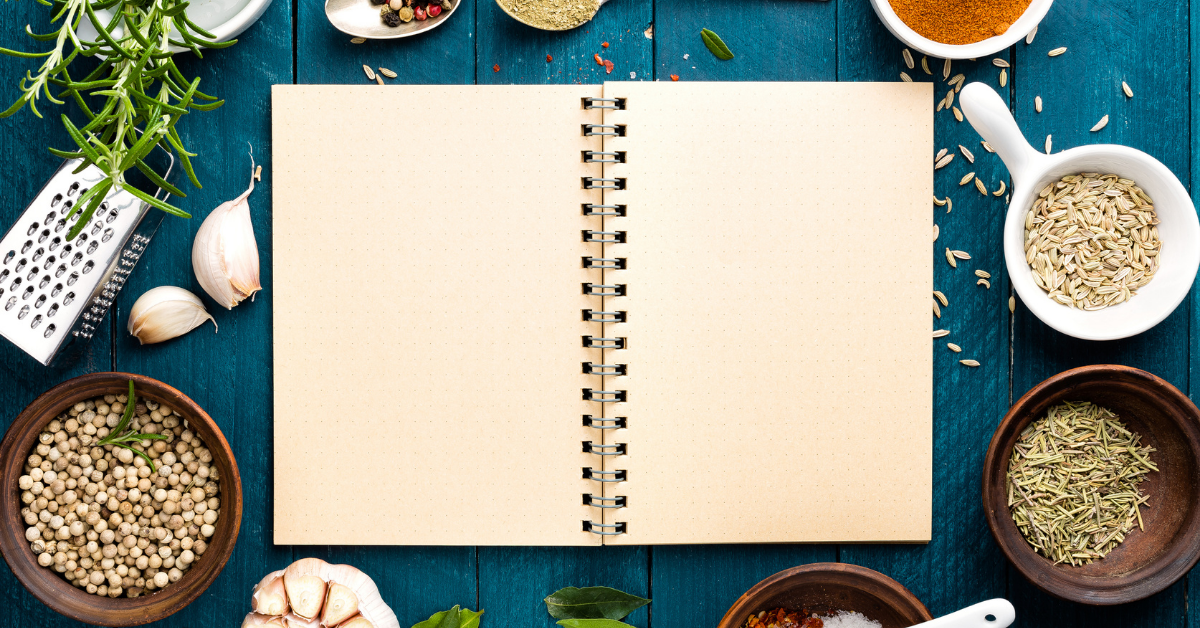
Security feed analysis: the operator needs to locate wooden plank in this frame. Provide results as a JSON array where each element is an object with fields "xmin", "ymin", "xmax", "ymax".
[
  {"xmin": 105, "ymin": 2, "xmax": 297, "ymax": 626},
  {"xmin": 296, "ymin": 0, "xmax": 475, "ymax": 85},
  {"xmin": 835, "ymin": 0, "xmax": 1011, "ymax": 619},
  {"xmin": 649, "ymin": 4, "xmax": 838, "ymax": 628},
  {"xmin": 476, "ymin": 0, "xmax": 652, "ymax": 84},
  {"xmin": 479, "ymin": 547, "xmax": 649, "ymax": 627},
  {"xmin": 652, "ymin": 545, "xmax": 837, "ymax": 628},
  {"xmin": 0, "ymin": 1, "xmax": 116, "ymax": 625},
  {"xmin": 1010, "ymin": 0, "xmax": 1191, "ymax": 626},
  {"xmin": 653, "ymin": 0, "xmax": 835, "ymax": 82}
]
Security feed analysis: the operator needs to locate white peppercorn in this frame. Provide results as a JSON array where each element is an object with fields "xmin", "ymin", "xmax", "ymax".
[{"xmin": 18, "ymin": 390, "xmax": 220, "ymax": 599}]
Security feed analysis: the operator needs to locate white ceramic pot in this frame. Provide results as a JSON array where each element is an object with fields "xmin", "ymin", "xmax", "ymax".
[
  {"xmin": 959, "ymin": 82, "xmax": 1200, "ymax": 341},
  {"xmin": 79, "ymin": 0, "xmax": 272, "ymax": 46},
  {"xmin": 868, "ymin": 0, "xmax": 1054, "ymax": 60}
]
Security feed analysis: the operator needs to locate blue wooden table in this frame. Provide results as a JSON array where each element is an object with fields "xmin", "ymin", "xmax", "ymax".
[{"xmin": 0, "ymin": 0, "xmax": 1196, "ymax": 626}]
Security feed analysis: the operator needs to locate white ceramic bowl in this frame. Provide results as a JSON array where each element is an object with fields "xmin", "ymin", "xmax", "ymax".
[
  {"xmin": 959, "ymin": 82, "xmax": 1200, "ymax": 341},
  {"xmin": 869, "ymin": 0, "xmax": 1054, "ymax": 59},
  {"xmin": 80, "ymin": 0, "xmax": 272, "ymax": 46}
]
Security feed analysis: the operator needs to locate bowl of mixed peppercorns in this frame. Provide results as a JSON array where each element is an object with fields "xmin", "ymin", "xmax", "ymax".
[
  {"xmin": 0, "ymin": 372, "xmax": 242, "ymax": 626},
  {"xmin": 325, "ymin": 0, "xmax": 459, "ymax": 40}
]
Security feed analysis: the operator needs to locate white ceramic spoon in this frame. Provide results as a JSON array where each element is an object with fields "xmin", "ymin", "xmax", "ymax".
[
  {"xmin": 959, "ymin": 82, "xmax": 1200, "ymax": 341},
  {"xmin": 910, "ymin": 599, "xmax": 1015, "ymax": 628}
]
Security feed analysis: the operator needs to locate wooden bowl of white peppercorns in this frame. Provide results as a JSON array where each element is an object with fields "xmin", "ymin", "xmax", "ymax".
[{"xmin": 0, "ymin": 372, "xmax": 242, "ymax": 626}]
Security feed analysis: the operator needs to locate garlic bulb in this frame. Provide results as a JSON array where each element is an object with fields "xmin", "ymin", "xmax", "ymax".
[
  {"xmin": 244, "ymin": 558, "xmax": 401, "ymax": 628},
  {"xmin": 192, "ymin": 156, "xmax": 261, "ymax": 309},
  {"xmin": 127, "ymin": 286, "xmax": 216, "ymax": 345}
]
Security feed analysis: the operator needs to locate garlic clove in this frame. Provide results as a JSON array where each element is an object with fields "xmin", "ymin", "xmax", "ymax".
[
  {"xmin": 252, "ymin": 570, "xmax": 288, "ymax": 616},
  {"xmin": 315, "ymin": 563, "xmax": 401, "ymax": 628},
  {"xmin": 322, "ymin": 583, "xmax": 360, "ymax": 626},
  {"xmin": 284, "ymin": 613, "xmax": 323, "ymax": 628},
  {"xmin": 192, "ymin": 154, "xmax": 262, "ymax": 309},
  {"xmin": 127, "ymin": 286, "xmax": 216, "ymax": 345},
  {"xmin": 284, "ymin": 558, "xmax": 330, "ymax": 620},
  {"xmin": 242, "ymin": 613, "xmax": 288, "ymax": 627},
  {"xmin": 337, "ymin": 616, "xmax": 375, "ymax": 628}
]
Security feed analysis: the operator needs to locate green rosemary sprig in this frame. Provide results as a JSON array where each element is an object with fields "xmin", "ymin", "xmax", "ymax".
[
  {"xmin": 0, "ymin": 0, "xmax": 236, "ymax": 239},
  {"xmin": 97, "ymin": 379, "xmax": 167, "ymax": 472}
]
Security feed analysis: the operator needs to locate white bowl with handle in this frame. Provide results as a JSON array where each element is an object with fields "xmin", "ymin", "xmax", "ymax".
[
  {"xmin": 868, "ymin": 0, "xmax": 1054, "ymax": 59},
  {"xmin": 79, "ymin": 0, "xmax": 272, "ymax": 47},
  {"xmin": 959, "ymin": 82, "xmax": 1199, "ymax": 341}
]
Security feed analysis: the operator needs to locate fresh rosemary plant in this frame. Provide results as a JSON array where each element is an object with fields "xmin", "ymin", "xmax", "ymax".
[
  {"xmin": 0, "ymin": 0, "xmax": 235, "ymax": 239},
  {"xmin": 97, "ymin": 380, "xmax": 167, "ymax": 472}
]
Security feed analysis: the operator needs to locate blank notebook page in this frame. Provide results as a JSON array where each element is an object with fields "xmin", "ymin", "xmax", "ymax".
[
  {"xmin": 271, "ymin": 85, "xmax": 604, "ymax": 546},
  {"xmin": 602, "ymin": 82, "xmax": 934, "ymax": 544}
]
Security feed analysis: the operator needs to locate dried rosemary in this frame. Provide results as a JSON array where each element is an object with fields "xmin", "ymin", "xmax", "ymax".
[{"xmin": 1007, "ymin": 401, "xmax": 1157, "ymax": 566}]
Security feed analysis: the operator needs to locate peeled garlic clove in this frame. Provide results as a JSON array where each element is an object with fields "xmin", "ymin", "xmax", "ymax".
[
  {"xmin": 128, "ymin": 286, "xmax": 216, "ymax": 345},
  {"xmin": 242, "ymin": 613, "xmax": 288, "ymax": 628},
  {"xmin": 284, "ymin": 558, "xmax": 330, "ymax": 620},
  {"xmin": 338, "ymin": 616, "xmax": 375, "ymax": 628},
  {"xmin": 322, "ymin": 583, "xmax": 360, "ymax": 626},
  {"xmin": 192, "ymin": 155, "xmax": 262, "ymax": 309},
  {"xmin": 252, "ymin": 570, "xmax": 288, "ymax": 616}
]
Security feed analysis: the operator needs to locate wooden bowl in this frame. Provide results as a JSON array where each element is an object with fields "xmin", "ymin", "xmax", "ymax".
[
  {"xmin": 0, "ymin": 372, "xmax": 242, "ymax": 625},
  {"xmin": 983, "ymin": 365, "xmax": 1200, "ymax": 605},
  {"xmin": 717, "ymin": 563, "xmax": 932, "ymax": 628}
]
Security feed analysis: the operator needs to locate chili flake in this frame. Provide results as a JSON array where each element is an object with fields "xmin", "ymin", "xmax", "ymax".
[
  {"xmin": 547, "ymin": 54, "xmax": 553, "ymax": 62},
  {"xmin": 492, "ymin": 64, "xmax": 500, "ymax": 72},
  {"xmin": 594, "ymin": 53, "xmax": 604, "ymax": 66},
  {"xmin": 602, "ymin": 41, "xmax": 609, "ymax": 48},
  {"xmin": 745, "ymin": 608, "xmax": 823, "ymax": 628},
  {"xmin": 670, "ymin": 74, "xmax": 679, "ymax": 81},
  {"xmin": 604, "ymin": 59, "xmax": 614, "ymax": 74}
]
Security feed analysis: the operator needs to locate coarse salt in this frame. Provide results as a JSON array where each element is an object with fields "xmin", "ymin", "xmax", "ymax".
[{"xmin": 820, "ymin": 611, "xmax": 883, "ymax": 628}]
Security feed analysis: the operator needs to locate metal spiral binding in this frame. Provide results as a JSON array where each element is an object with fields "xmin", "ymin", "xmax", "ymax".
[
  {"xmin": 582, "ymin": 204, "xmax": 627, "ymax": 217},
  {"xmin": 583, "ymin": 97, "xmax": 627, "ymax": 110},
  {"xmin": 583, "ymin": 128, "xmax": 629, "ymax": 534}
]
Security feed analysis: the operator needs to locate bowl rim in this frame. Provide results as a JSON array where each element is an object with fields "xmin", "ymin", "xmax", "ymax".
[
  {"xmin": 716, "ymin": 562, "xmax": 932, "ymax": 628},
  {"xmin": 1000, "ymin": 145, "xmax": 1200, "ymax": 341},
  {"xmin": 207, "ymin": 0, "xmax": 275, "ymax": 42},
  {"xmin": 868, "ymin": 0, "xmax": 1055, "ymax": 59},
  {"xmin": 981, "ymin": 364, "xmax": 1200, "ymax": 604},
  {"xmin": 0, "ymin": 372, "xmax": 242, "ymax": 626}
]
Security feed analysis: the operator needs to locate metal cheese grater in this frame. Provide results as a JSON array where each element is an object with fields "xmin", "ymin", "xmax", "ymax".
[{"xmin": 0, "ymin": 158, "xmax": 170, "ymax": 365}]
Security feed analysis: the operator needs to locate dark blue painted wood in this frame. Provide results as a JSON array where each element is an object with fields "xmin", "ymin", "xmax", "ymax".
[
  {"xmin": 0, "ymin": 0, "xmax": 1196, "ymax": 626},
  {"xmin": 836, "ymin": 0, "xmax": 1012, "ymax": 620},
  {"xmin": 1009, "ymin": 0, "xmax": 1192, "ymax": 626}
]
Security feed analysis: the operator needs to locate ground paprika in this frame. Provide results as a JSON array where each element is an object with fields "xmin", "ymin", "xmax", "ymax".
[{"xmin": 889, "ymin": 0, "xmax": 1032, "ymax": 46}]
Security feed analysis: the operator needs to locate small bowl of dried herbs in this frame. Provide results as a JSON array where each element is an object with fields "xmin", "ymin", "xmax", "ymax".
[
  {"xmin": 983, "ymin": 365, "xmax": 1200, "ymax": 605},
  {"xmin": 869, "ymin": 0, "xmax": 1053, "ymax": 59}
]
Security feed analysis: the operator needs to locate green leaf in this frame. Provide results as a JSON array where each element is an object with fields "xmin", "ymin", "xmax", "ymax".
[
  {"xmin": 700, "ymin": 28, "xmax": 735, "ymax": 60},
  {"xmin": 556, "ymin": 620, "xmax": 634, "ymax": 628},
  {"xmin": 544, "ymin": 587, "xmax": 650, "ymax": 621},
  {"xmin": 411, "ymin": 605, "xmax": 484, "ymax": 628}
]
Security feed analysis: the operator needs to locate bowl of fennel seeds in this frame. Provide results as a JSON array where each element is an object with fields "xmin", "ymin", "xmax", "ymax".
[{"xmin": 982, "ymin": 365, "xmax": 1200, "ymax": 605}]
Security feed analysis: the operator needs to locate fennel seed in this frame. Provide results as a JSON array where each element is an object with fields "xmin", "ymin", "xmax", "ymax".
[
  {"xmin": 933, "ymin": 290, "xmax": 949, "ymax": 307},
  {"xmin": 975, "ymin": 270, "xmax": 992, "ymax": 279},
  {"xmin": 945, "ymin": 248, "xmax": 957, "ymax": 268},
  {"xmin": 975, "ymin": 177, "xmax": 988, "ymax": 196},
  {"xmin": 992, "ymin": 58, "xmax": 1010, "ymax": 68},
  {"xmin": 999, "ymin": 68, "xmax": 1007, "ymax": 87},
  {"xmin": 379, "ymin": 67, "xmax": 398, "ymax": 79},
  {"xmin": 960, "ymin": 172, "xmax": 976, "ymax": 186},
  {"xmin": 978, "ymin": 278, "xmax": 991, "ymax": 289},
  {"xmin": 901, "ymin": 71, "xmax": 913, "ymax": 83},
  {"xmin": 363, "ymin": 65, "xmax": 376, "ymax": 81},
  {"xmin": 1026, "ymin": 26, "xmax": 1037, "ymax": 44},
  {"xmin": 953, "ymin": 106, "xmax": 964, "ymax": 122},
  {"xmin": 1091, "ymin": 115, "xmax": 1109, "ymax": 132},
  {"xmin": 902, "ymin": 48, "xmax": 915, "ymax": 69},
  {"xmin": 1048, "ymin": 47, "xmax": 1067, "ymax": 57},
  {"xmin": 947, "ymin": 342, "xmax": 961, "ymax": 352},
  {"xmin": 933, "ymin": 329, "xmax": 949, "ymax": 338},
  {"xmin": 960, "ymin": 145, "xmax": 975, "ymax": 163},
  {"xmin": 1122, "ymin": 81, "xmax": 1134, "ymax": 98},
  {"xmin": 960, "ymin": 359, "xmax": 979, "ymax": 367}
]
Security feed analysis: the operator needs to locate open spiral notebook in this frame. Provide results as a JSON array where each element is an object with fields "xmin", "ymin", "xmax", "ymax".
[{"xmin": 271, "ymin": 81, "xmax": 933, "ymax": 546}]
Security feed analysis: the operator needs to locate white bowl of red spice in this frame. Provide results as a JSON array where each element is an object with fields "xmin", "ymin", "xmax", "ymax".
[{"xmin": 869, "ymin": 0, "xmax": 1054, "ymax": 59}]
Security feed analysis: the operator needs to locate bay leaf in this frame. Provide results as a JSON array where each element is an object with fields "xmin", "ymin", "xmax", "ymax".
[
  {"xmin": 544, "ymin": 586, "xmax": 650, "ymax": 620},
  {"xmin": 557, "ymin": 620, "xmax": 634, "ymax": 628},
  {"xmin": 412, "ymin": 605, "xmax": 485, "ymax": 628},
  {"xmin": 700, "ymin": 28, "xmax": 734, "ymax": 60}
]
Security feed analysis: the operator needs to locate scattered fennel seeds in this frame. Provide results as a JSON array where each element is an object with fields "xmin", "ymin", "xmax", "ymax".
[
  {"xmin": 922, "ymin": 56, "xmax": 931, "ymax": 74},
  {"xmin": 975, "ymin": 177, "xmax": 988, "ymax": 196},
  {"xmin": 953, "ymin": 106, "xmax": 964, "ymax": 122},
  {"xmin": 936, "ymin": 147, "xmax": 948, "ymax": 162},
  {"xmin": 1122, "ymin": 81, "xmax": 1134, "ymax": 98},
  {"xmin": 1045, "ymin": 135, "xmax": 1053, "ymax": 154},
  {"xmin": 981, "ymin": 141, "xmax": 995, "ymax": 153},
  {"xmin": 933, "ymin": 195, "xmax": 947, "ymax": 207},
  {"xmin": 951, "ymin": 249, "xmax": 971, "ymax": 260},
  {"xmin": 362, "ymin": 65, "xmax": 376, "ymax": 81},
  {"xmin": 978, "ymin": 278, "xmax": 991, "ymax": 289},
  {"xmin": 379, "ymin": 67, "xmax": 398, "ymax": 79},
  {"xmin": 945, "ymin": 248, "xmax": 957, "ymax": 268},
  {"xmin": 960, "ymin": 172, "xmax": 975, "ymax": 186},
  {"xmin": 1048, "ymin": 46, "xmax": 1067, "ymax": 57},
  {"xmin": 994, "ymin": 181, "xmax": 1006, "ymax": 196},
  {"xmin": 933, "ymin": 290, "xmax": 949, "ymax": 307},
  {"xmin": 935, "ymin": 154, "xmax": 954, "ymax": 169},
  {"xmin": 1007, "ymin": 401, "xmax": 1157, "ymax": 566},
  {"xmin": 975, "ymin": 270, "xmax": 992, "ymax": 279},
  {"xmin": 350, "ymin": 37, "xmax": 366, "ymax": 44},
  {"xmin": 1009, "ymin": 296, "xmax": 1016, "ymax": 312},
  {"xmin": 933, "ymin": 224, "xmax": 939, "ymax": 241},
  {"xmin": 900, "ymin": 71, "xmax": 913, "ymax": 82},
  {"xmin": 1025, "ymin": 173, "xmax": 1160, "ymax": 310},
  {"xmin": 999, "ymin": 68, "xmax": 1007, "ymax": 87},
  {"xmin": 933, "ymin": 329, "xmax": 949, "ymax": 338},
  {"xmin": 992, "ymin": 58, "xmax": 1010, "ymax": 68},
  {"xmin": 947, "ymin": 343, "xmax": 961, "ymax": 352},
  {"xmin": 943, "ymin": 57, "xmax": 951, "ymax": 80},
  {"xmin": 1091, "ymin": 115, "xmax": 1109, "ymax": 132},
  {"xmin": 1035, "ymin": 96, "xmax": 1042, "ymax": 113},
  {"xmin": 1026, "ymin": 25, "xmax": 1037, "ymax": 44},
  {"xmin": 902, "ymin": 48, "xmax": 914, "ymax": 69},
  {"xmin": 960, "ymin": 359, "xmax": 980, "ymax": 367},
  {"xmin": 959, "ymin": 145, "xmax": 975, "ymax": 163},
  {"xmin": 933, "ymin": 300, "xmax": 941, "ymax": 318}
]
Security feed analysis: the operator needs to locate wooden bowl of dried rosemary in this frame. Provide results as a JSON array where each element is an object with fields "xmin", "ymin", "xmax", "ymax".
[{"xmin": 983, "ymin": 365, "xmax": 1200, "ymax": 605}]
